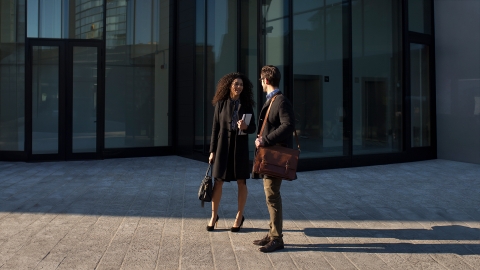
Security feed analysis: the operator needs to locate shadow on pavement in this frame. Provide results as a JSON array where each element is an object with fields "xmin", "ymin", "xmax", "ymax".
[
  {"xmin": 290, "ymin": 225, "xmax": 480, "ymax": 255},
  {"xmin": 284, "ymin": 243, "xmax": 480, "ymax": 255},
  {"xmin": 304, "ymin": 225, "xmax": 480, "ymax": 241}
]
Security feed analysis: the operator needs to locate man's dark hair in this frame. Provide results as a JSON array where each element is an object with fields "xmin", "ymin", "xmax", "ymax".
[{"xmin": 260, "ymin": 65, "xmax": 281, "ymax": 87}]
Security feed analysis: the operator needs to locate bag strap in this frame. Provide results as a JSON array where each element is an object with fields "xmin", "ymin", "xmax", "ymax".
[
  {"xmin": 259, "ymin": 94, "xmax": 300, "ymax": 151},
  {"xmin": 205, "ymin": 163, "xmax": 212, "ymax": 176}
]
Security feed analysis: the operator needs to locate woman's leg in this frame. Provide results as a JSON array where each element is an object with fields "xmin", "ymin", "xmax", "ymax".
[
  {"xmin": 209, "ymin": 179, "xmax": 223, "ymax": 226},
  {"xmin": 233, "ymin": 179, "xmax": 247, "ymax": 227}
]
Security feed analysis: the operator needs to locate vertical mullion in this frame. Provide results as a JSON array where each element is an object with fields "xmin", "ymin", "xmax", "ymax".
[
  {"xmin": 57, "ymin": 42, "xmax": 65, "ymax": 159},
  {"xmin": 257, "ymin": 0, "xmax": 264, "ymax": 113},
  {"xmin": 203, "ymin": 0, "xmax": 208, "ymax": 154},
  {"xmin": 37, "ymin": 0, "xmax": 40, "ymax": 37},
  {"xmin": 25, "ymin": 40, "xmax": 32, "ymax": 160},
  {"xmin": 403, "ymin": 0, "xmax": 411, "ymax": 150},
  {"xmin": 288, "ymin": 0, "xmax": 293, "ymax": 101},
  {"xmin": 429, "ymin": 0, "xmax": 437, "ymax": 153},
  {"xmin": 324, "ymin": 0, "xmax": 326, "ymax": 61},
  {"xmin": 342, "ymin": 0, "xmax": 352, "ymax": 158},
  {"xmin": 99, "ymin": 0, "xmax": 107, "ymax": 158},
  {"xmin": 237, "ymin": 0, "xmax": 241, "ymax": 73}
]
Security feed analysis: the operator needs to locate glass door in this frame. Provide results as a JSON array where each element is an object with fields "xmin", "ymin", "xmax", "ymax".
[
  {"xmin": 68, "ymin": 43, "xmax": 101, "ymax": 158},
  {"xmin": 30, "ymin": 44, "xmax": 62, "ymax": 156},
  {"xmin": 27, "ymin": 39, "xmax": 102, "ymax": 160}
]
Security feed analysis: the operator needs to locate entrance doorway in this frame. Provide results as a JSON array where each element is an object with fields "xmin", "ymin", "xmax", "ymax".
[
  {"xmin": 362, "ymin": 79, "xmax": 388, "ymax": 147},
  {"xmin": 26, "ymin": 39, "xmax": 103, "ymax": 160}
]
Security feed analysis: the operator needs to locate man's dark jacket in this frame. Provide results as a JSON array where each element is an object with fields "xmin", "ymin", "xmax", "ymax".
[{"xmin": 252, "ymin": 92, "xmax": 296, "ymax": 180}]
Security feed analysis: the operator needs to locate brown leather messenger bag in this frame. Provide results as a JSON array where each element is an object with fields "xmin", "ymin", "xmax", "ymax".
[{"xmin": 253, "ymin": 95, "xmax": 300, "ymax": 180}]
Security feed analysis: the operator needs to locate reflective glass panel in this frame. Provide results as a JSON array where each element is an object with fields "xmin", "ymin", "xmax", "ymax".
[
  {"xmin": 205, "ymin": 0, "xmax": 238, "ymax": 141},
  {"xmin": 194, "ymin": 0, "xmax": 238, "ymax": 152},
  {"xmin": 72, "ymin": 46, "xmax": 97, "ymax": 153},
  {"xmin": 32, "ymin": 46, "xmax": 59, "ymax": 154},
  {"xmin": 352, "ymin": 0, "xmax": 403, "ymax": 154},
  {"xmin": 0, "ymin": 0, "xmax": 26, "ymax": 151},
  {"xmin": 195, "ymin": 0, "xmax": 206, "ymax": 152},
  {"xmin": 105, "ymin": 0, "xmax": 169, "ymax": 148},
  {"xmin": 27, "ymin": 0, "xmax": 103, "ymax": 39},
  {"xmin": 408, "ymin": 0, "xmax": 432, "ymax": 34},
  {"xmin": 242, "ymin": 0, "xmax": 258, "ymax": 157},
  {"xmin": 263, "ymin": 0, "xmax": 288, "ymax": 91},
  {"xmin": 410, "ymin": 43, "xmax": 431, "ymax": 147},
  {"xmin": 293, "ymin": 0, "xmax": 344, "ymax": 158}
]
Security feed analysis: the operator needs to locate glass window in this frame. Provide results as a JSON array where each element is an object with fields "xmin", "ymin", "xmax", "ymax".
[
  {"xmin": 262, "ymin": 0, "xmax": 288, "ymax": 91},
  {"xmin": 410, "ymin": 43, "xmax": 431, "ymax": 147},
  {"xmin": 195, "ymin": 0, "xmax": 206, "ymax": 152},
  {"xmin": 352, "ymin": 0, "xmax": 403, "ymax": 154},
  {"xmin": 241, "ymin": 0, "xmax": 258, "ymax": 157},
  {"xmin": 293, "ymin": 0, "xmax": 344, "ymax": 158},
  {"xmin": 27, "ymin": 0, "xmax": 104, "ymax": 39},
  {"xmin": 32, "ymin": 46, "xmax": 59, "ymax": 154},
  {"xmin": 0, "ymin": 0, "xmax": 26, "ymax": 151},
  {"xmin": 105, "ymin": 0, "xmax": 169, "ymax": 148},
  {"xmin": 72, "ymin": 46, "xmax": 98, "ymax": 153},
  {"xmin": 408, "ymin": 0, "xmax": 432, "ymax": 34},
  {"xmin": 194, "ymin": 0, "xmax": 238, "ymax": 152}
]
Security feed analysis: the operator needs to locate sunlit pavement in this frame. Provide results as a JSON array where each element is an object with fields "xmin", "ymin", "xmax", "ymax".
[{"xmin": 0, "ymin": 156, "xmax": 479, "ymax": 269}]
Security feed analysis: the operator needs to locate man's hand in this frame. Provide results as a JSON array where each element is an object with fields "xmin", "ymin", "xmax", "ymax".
[{"xmin": 255, "ymin": 135, "xmax": 264, "ymax": 148}]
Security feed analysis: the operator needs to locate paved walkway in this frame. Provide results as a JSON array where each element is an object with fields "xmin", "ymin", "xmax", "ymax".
[{"xmin": 0, "ymin": 156, "xmax": 479, "ymax": 269}]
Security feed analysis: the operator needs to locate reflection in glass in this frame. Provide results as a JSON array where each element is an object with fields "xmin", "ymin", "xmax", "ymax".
[
  {"xmin": 408, "ymin": 0, "xmax": 431, "ymax": 34},
  {"xmin": 352, "ymin": 0, "xmax": 403, "ymax": 154},
  {"xmin": 293, "ymin": 0, "xmax": 343, "ymax": 158},
  {"xmin": 105, "ymin": 0, "xmax": 169, "ymax": 148},
  {"xmin": 410, "ymin": 44, "xmax": 431, "ymax": 147},
  {"xmin": 207, "ymin": 0, "xmax": 237, "ymax": 142},
  {"xmin": 262, "ymin": 0, "xmax": 288, "ymax": 91},
  {"xmin": 241, "ymin": 0, "xmax": 258, "ymax": 156},
  {"xmin": 0, "ymin": 0, "xmax": 26, "ymax": 151},
  {"xmin": 32, "ymin": 46, "xmax": 59, "ymax": 154},
  {"xmin": 72, "ymin": 47, "xmax": 97, "ymax": 153},
  {"xmin": 194, "ymin": 0, "xmax": 206, "ymax": 152},
  {"xmin": 27, "ymin": 0, "xmax": 103, "ymax": 39},
  {"xmin": 194, "ymin": 0, "xmax": 238, "ymax": 152}
]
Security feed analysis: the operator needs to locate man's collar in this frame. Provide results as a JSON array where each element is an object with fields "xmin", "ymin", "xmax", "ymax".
[{"xmin": 266, "ymin": 89, "xmax": 280, "ymax": 101}]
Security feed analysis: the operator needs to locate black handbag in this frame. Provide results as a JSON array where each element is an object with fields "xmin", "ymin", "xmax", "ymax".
[{"xmin": 198, "ymin": 164, "xmax": 213, "ymax": 207}]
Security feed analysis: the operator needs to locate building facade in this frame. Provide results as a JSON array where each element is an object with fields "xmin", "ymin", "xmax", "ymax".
[
  {"xmin": 435, "ymin": 0, "xmax": 480, "ymax": 165},
  {"xmin": 0, "ymin": 0, "xmax": 462, "ymax": 171}
]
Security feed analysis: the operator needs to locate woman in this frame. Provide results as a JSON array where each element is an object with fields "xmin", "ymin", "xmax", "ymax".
[{"xmin": 207, "ymin": 72, "xmax": 256, "ymax": 232}]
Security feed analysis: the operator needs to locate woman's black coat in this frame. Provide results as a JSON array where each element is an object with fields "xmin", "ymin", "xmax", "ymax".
[{"xmin": 210, "ymin": 99, "xmax": 256, "ymax": 180}]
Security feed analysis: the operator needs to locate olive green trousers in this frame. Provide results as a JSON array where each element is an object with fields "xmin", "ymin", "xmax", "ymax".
[{"xmin": 263, "ymin": 176, "xmax": 283, "ymax": 239}]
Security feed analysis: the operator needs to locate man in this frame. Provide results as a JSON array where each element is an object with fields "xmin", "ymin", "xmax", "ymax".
[{"xmin": 253, "ymin": 65, "xmax": 296, "ymax": 253}]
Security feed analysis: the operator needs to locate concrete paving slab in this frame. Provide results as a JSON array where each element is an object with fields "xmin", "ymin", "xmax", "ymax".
[{"xmin": 0, "ymin": 156, "xmax": 479, "ymax": 269}]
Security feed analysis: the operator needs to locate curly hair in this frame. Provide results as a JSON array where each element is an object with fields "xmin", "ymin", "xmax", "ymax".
[{"xmin": 211, "ymin": 72, "xmax": 256, "ymax": 107}]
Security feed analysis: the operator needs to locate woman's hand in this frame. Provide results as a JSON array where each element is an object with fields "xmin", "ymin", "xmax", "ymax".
[
  {"xmin": 237, "ymin": 119, "xmax": 247, "ymax": 130},
  {"xmin": 209, "ymin": 152, "xmax": 215, "ymax": 164}
]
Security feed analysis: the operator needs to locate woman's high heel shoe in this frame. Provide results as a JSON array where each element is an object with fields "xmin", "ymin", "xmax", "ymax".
[
  {"xmin": 230, "ymin": 216, "xmax": 245, "ymax": 232},
  {"xmin": 206, "ymin": 215, "xmax": 219, "ymax": 231}
]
